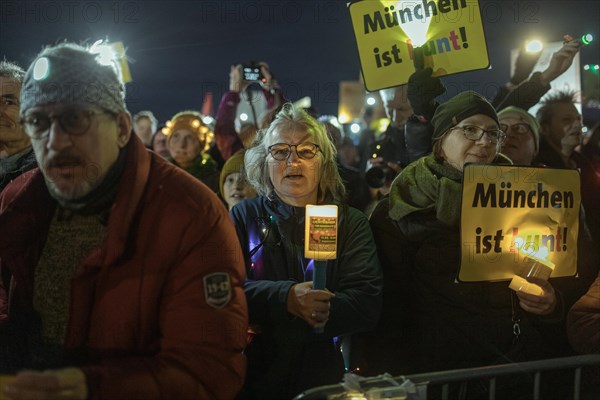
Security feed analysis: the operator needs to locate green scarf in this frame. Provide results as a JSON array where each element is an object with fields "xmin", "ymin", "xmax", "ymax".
[{"xmin": 388, "ymin": 153, "xmax": 463, "ymax": 227}]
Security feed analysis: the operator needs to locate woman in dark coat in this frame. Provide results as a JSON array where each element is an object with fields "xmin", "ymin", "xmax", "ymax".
[
  {"xmin": 365, "ymin": 92, "xmax": 562, "ymax": 379},
  {"xmin": 230, "ymin": 104, "xmax": 382, "ymax": 399}
]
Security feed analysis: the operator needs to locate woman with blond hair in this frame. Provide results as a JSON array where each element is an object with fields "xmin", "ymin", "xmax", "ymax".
[{"xmin": 231, "ymin": 104, "xmax": 382, "ymax": 399}]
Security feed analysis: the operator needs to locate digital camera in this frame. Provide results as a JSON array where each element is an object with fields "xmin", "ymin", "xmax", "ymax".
[{"xmin": 243, "ymin": 63, "xmax": 265, "ymax": 82}]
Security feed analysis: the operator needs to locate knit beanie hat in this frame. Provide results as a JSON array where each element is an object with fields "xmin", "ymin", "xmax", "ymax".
[
  {"xmin": 164, "ymin": 111, "xmax": 213, "ymax": 153},
  {"xmin": 497, "ymin": 106, "xmax": 540, "ymax": 152},
  {"xmin": 20, "ymin": 42, "xmax": 126, "ymax": 114},
  {"xmin": 431, "ymin": 91, "xmax": 498, "ymax": 140},
  {"xmin": 219, "ymin": 150, "xmax": 246, "ymax": 196}
]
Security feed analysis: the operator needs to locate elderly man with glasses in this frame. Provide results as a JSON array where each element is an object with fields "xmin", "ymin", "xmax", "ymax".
[
  {"xmin": 0, "ymin": 43, "xmax": 248, "ymax": 400},
  {"xmin": 0, "ymin": 61, "xmax": 37, "ymax": 192},
  {"xmin": 497, "ymin": 106, "xmax": 541, "ymax": 166}
]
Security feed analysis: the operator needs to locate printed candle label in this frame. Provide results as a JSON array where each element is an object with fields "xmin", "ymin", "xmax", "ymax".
[
  {"xmin": 309, "ymin": 216, "xmax": 337, "ymax": 252},
  {"xmin": 305, "ymin": 205, "xmax": 338, "ymax": 260}
]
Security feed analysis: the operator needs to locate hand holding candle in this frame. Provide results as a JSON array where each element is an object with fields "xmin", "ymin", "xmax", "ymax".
[
  {"xmin": 509, "ymin": 238, "xmax": 558, "ymax": 314},
  {"xmin": 305, "ymin": 205, "xmax": 338, "ymax": 333},
  {"xmin": 286, "ymin": 282, "xmax": 334, "ymax": 328},
  {"xmin": 514, "ymin": 277, "xmax": 557, "ymax": 315}
]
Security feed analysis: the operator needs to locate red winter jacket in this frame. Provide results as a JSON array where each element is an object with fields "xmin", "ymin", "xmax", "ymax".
[{"xmin": 0, "ymin": 135, "xmax": 248, "ymax": 399}]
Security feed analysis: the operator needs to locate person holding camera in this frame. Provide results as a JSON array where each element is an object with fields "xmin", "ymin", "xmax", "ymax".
[
  {"xmin": 230, "ymin": 104, "xmax": 382, "ymax": 399},
  {"xmin": 214, "ymin": 62, "xmax": 285, "ymax": 161}
]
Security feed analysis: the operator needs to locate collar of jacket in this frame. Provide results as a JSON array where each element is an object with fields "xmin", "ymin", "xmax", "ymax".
[
  {"xmin": 264, "ymin": 191, "xmax": 339, "ymax": 220},
  {"xmin": 264, "ymin": 192, "xmax": 302, "ymax": 220},
  {"xmin": 0, "ymin": 134, "xmax": 151, "ymax": 267}
]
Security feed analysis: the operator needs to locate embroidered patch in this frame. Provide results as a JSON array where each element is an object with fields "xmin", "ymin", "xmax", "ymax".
[{"xmin": 203, "ymin": 272, "xmax": 232, "ymax": 309}]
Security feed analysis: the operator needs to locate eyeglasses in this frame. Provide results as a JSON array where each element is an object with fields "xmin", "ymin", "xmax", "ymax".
[
  {"xmin": 20, "ymin": 109, "xmax": 111, "ymax": 140},
  {"xmin": 268, "ymin": 143, "xmax": 320, "ymax": 161},
  {"xmin": 450, "ymin": 125, "xmax": 506, "ymax": 145},
  {"xmin": 1, "ymin": 95, "xmax": 19, "ymax": 109},
  {"xmin": 499, "ymin": 123, "xmax": 532, "ymax": 136}
]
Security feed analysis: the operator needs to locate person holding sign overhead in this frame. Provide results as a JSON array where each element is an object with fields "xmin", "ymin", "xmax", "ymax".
[
  {"xmin": 230, "ymin": 104, "xmax": 382, "ymax": 399},
  {"xmin": 366, "ymin": 92, "xmax": 564, "ymax": 382}
]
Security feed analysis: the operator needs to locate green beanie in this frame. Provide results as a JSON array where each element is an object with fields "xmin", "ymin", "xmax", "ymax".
[
  {"xmin": 431, "ymin": 91, "xmax": 498, "ymax": 140},
  {"xmin": 497, "ymin": 106, "xmax": 540, "ymax": 152}
]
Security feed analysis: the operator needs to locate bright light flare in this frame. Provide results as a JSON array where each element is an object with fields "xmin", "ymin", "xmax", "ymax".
[
  {"xmin": 398, "ymin": 1, "xmax": 432, "ymax": 47},
  {"xmin": 239, "ymin": 113, "xmax": 249, "ymax": 122},
  {"xmin": 338, "ymin": 113, "xmax": 350, "ymax": 124},
  {"xmin": 89, "ymin": 40, "xmax": 118, "ymax": 67},
  {"xmin": 366, "ymin": 96, "xmax": 376, "ymax": 106},
  {"xmin": 525, "ymin": 39, "xmax": 543, "ymax": 53}
]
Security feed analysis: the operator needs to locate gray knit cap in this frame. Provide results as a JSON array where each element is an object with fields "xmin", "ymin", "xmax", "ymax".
[{"xmin": 20, "ymin": 43, "xmax": 126, "ymax": 114}]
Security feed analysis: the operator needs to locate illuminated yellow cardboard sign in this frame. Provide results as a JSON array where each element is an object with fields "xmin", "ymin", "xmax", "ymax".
[
  {"xmin": 110, "ymin": 41, "xmax": 132, "ymax": 83},
  {"xmin": 348, "ymin": 0, "xmax": 490, "ymax": 91},
  {"xmin": 458, "ymin": 164, "xmax": 580, "ymax": 282}
]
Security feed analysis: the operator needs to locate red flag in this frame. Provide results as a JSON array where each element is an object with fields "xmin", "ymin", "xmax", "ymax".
[{"xmin": 201, "ymin": 92, "xmax": 214, "ymax": 116}]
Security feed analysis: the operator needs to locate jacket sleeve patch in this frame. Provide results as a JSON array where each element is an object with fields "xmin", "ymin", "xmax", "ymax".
[{"xmin": 203, "ymin": 272, "xmax": 232, "ymax": 309}]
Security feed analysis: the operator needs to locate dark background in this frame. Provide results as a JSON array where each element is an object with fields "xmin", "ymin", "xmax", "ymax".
[{"xmin": 1, "ymin": 0, "xmax": 599, "ymax": 122}]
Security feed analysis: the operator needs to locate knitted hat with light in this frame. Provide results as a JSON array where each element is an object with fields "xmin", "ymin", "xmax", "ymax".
[
  {"xmin": 431, "ymin": 91, "xmax": 498, "ymax": 140},
  {"xmin": 20, "ymin": 42, "xmax": 126, "ymax": 114},
  {"xmin": 164, "ymin": 111, "xmax": 213, "ymax": 152}
]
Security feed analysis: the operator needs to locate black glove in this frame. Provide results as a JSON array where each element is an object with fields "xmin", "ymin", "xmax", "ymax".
[
  {"xmin": 407, "ymin": 67, "xmax": 446, "ymax": 121},
  {"xmin": 510, "ymin": 46, "xmax": 542, "ymax": 86}
]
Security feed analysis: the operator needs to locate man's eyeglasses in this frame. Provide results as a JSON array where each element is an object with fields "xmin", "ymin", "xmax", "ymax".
[
  {"xmin": 268, "ymin": 143, "xmax": 320, "ymax": 161},
  {"xmin": 20, "ymin": 109, "xmax": 112, "ymax": 140},
  {"xmin": 499, "ymin": 123, "xmax": 532, "ymax": 136},
  {"xmin": 450, "ymin": 125, "xmax": 506, "ymax": 145}
]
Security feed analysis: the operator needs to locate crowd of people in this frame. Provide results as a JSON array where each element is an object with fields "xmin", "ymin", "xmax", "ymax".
[{"xmin": 0, "ymin": 37, "xmax": 598, "ymax": 400}]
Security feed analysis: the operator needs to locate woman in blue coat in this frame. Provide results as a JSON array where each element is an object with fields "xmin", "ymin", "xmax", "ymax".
[{"xmin": 230, "ymin": 104, "xmax": 382, "ymax": 399}]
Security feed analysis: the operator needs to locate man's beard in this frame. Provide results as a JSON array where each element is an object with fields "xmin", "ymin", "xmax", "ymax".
[{"xmin": 43, "ymin": 174, "xmax": 98, "ymax": 204}]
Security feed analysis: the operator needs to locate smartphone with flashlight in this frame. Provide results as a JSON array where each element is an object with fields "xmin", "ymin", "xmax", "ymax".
[
  {"xmin": 242, "ymin": 63, "xmax": 265, "ymax": 82},
  {"xmin": 563, "ymin": 34, "xmax": 583, "ymax": 48}
]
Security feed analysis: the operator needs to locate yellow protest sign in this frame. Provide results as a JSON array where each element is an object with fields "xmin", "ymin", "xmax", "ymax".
[
  {"xmin": 348, "ymin": 0, "xmax": 490, "ymax": 91},
  {"xmin": 458, "ymin": 164, "xmax": 580, "ymax": 282},
  {"xmin": 110, "ymin": 41, "xmax": 132, "ymax": 83}
]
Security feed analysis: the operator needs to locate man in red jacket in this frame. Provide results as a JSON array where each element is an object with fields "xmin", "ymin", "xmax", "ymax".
[{"xmin": 0, "ymin": 42, "xmax": 248, "ymax": 400}]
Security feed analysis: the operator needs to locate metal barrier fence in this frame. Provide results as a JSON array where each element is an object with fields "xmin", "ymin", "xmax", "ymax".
[{"xmin": 293, "ymin": 354, "xmax": 600, "ymax": 400}]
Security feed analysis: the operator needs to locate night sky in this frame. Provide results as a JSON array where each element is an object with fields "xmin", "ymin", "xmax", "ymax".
[{"xmin": 2, "ymin": 0, "xmax": 599, "ymax": 123}]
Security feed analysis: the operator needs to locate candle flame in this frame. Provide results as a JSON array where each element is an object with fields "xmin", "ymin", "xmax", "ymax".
[
  {"xmin": 514, "ymin": 237, "xmax": 550, "ymax": 261},
  {"xmin": 397, "ymin": 1, "xmax": 432, "ymax": 47}
]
